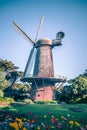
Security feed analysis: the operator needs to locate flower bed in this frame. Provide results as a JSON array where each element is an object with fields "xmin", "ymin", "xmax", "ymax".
[{"xmin": 0, "ymin": 110, "xmax": 87, "ymax": 130}]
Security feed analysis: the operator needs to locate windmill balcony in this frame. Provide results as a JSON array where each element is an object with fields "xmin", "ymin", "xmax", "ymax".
[
  {"xmin": 23, "ymin": 74, "xmax": 66, "ymax": 79},
  {"xmin": 21, "ymin": 74, "xmax": 67, "ymax": 85}
]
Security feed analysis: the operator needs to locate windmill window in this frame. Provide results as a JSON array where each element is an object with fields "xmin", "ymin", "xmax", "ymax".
[{"xmin": 38, "ymin": 94, "xmax": 40, "ymax": 97}]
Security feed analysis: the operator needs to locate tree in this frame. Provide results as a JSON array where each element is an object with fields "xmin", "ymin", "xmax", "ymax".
[
  {"xmin": 0, "ymin": 59, "xmax": 23, "ymax": 87},
  {"xmin": 0, "ymin": 59, "xmax": 24, "ymax": 100},
  {"xmin": 56, "ymin": 70, "xmax": 87, "ymax": 103},
  {"xmin": 0, "ymin": 69, "xmax": 10, "ymax": 91},
  {"xmin": 0, "ymin": 59, "xmax": 16, "ymax": 72},
  {"xmin": 4, "ymin": 83, "xmax": 31, "ymax": 101},
  {"xmin": 0, "ymin": 59, "xmax": 31, "ymax": 101},
  {"xmin": 5, "ymin": 71, "xmax": 23, "ymax": 87},
  {"xmin": 82, "ymin": 69, "xmax": 87, "ymax": 77},
  {"xmin": 68, "ymin": 75, "xmax": 87, "ymax": 102}
]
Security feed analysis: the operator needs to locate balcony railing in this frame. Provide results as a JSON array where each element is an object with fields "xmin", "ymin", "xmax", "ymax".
[{"xmin": 24, "ymin": 74, "xmax": 67, "ymax": 80}]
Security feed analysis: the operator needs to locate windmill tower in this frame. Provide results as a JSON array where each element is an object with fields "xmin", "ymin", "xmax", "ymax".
[{"xmin": 13, "ymin": 16, "xmax": 66, "ymax": 101}]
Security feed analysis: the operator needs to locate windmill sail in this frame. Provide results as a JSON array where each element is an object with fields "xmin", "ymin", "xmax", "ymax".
[
  {"xmin": 35, "ymin": 16, "xmax": 44, "ymax": 42},
  {"xmin": 13, "ymin": 21, "xmax": 35, "ymax": 45},
  {"xmin": 24, "ymin": 47, "xmax": 36, "ymax": 77}
]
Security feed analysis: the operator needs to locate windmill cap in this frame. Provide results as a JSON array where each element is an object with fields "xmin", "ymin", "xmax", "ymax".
[{"xmin": 37, "ymin": 38, "xmax": 52, "ymax": 45}]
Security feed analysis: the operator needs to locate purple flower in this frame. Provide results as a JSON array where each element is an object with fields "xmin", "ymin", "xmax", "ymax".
[{"xmin": 57, "ymin": 125, "xmax": 61, "ymax": 129}]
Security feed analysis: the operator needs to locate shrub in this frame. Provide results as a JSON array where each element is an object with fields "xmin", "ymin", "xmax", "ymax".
[
  {"xmin": 0, "ymin": 90, "xmax": 4, "ymax": 97},
  {"xmin": 50, "ymin": 100, "xmax": 58, "ymax": 105},
  {"xmin": 0, "ymin": 97, "xmax": 15, "ymax": 104},
  {"xmin": 23, "ymin": 99, "xmax": 33, "ymax": 104},
  {"xmin": 35, "ymin": 100, "xmax": 58, "ymax": 105},
  {"xmin": 35, "ymin": 100, "xmax": 45, "ymax": 104}
]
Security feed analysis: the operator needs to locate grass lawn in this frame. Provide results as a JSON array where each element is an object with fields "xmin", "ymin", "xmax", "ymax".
[
  {"xmin": 0, "ymin": 103, "xmax": 87, "ymax": 129},
  {"xmin": 0, "ymin": 103, "xmax": 87, "ymax": 120}
]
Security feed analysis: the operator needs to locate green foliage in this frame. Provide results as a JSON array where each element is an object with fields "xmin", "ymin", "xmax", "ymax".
[
  {"xmin": 0, "ymin": 90, "xmax": 4, "ymax": 97},
  {"xmin": 14, "ymin": 83, "xmax": 30, "ymax": 100},
  {"xmin": 0, "ymin": 59, "xmax": 16, "ymax": 71},
  {"xmin": 0, "ymin": 97, "xmax": 15, "ymax": 104},
  {"xmin": 56, "ymin": 85, "xmax": 73, "ymax": 103},
  {"xmin": 0, "ymin": 59, "xmax": 30, "ymax": 102},
  {"xmin": 23, "ymin": 99, "xmax": 33, "ymax": 104},
  {"xmin": 56, "ymin": 71, "xmax": 87, "ymax": 103},
  {"xmin": 4, "ymin": 83, "xmax": 31, "ymax": 101},
  {"xmin": 69, "ymin": 95, "xmax": 87, "ymax": 103},
  {"xmin": 0, "ymin": 69, "xmax": 10, "ymax": 91},
  {"xmin": 35, "ymin": 100, "xmax": 58, "ymax": 105},
  {"xmin": 69, "ymin": 75, "xmax": 87, "ymax": 98},
  {"xmin": 19, "ymin": 83, "xmax": 31, "ymax": 92},
  {"xmin": 5, "ymin": 71, "xmax": 23, "ymax": 81}
]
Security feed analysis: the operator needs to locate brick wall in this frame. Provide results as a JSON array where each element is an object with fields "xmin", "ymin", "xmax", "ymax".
[{"xmin": 35, "ymin": 86, "xmax": 55, "ymax": 100}]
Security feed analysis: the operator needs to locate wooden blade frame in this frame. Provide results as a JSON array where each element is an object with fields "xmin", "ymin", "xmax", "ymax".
[
  {"xmin": 13, "ymin": 21, "xmax": 35, "ymax": 45},
  {"xmin": 35, "ymin": 16, "xmax": 44, "ymax": 42}
]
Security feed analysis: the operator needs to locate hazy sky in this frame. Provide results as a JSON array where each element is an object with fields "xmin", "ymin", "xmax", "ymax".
[{"xmin": 0, "ymin": 0, "xmax": 87, "ymax": 80}]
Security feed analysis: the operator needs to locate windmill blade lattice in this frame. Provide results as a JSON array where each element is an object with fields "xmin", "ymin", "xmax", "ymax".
[
  {"xmin": 23, "ymin": 47, "xmax": 36, "ymax": 77},
  {"xmin": 13, "ymin": 21, "xmax": 35, "ymax": 45},
  {"xmin": 35, "ymin": 16, "xmax": 44, "ymax": 42}
]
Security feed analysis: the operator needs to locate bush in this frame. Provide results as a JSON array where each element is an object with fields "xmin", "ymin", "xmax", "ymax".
[
  {"xmin": 69, "ymin": 96, "xmax": 87, "ymax": 103},
  {"xmin": 50, "ymin": 100, "xmax": 58, "ymax": 105},
  {"xmin": 35, "ymin": 100, "xmax": 58, "ymax": 105},
  {"xmin": 0, "ymin": 97, "xmax": 15, "ymax": 104},
  {"xmin": 0, "ymin": 90, "xmax": 4, "ymax": 97},
  {"xmin": 23, "ymin": 99, "xmax": 33, "ymax": 104},
  {"xmin": 19, "ymin": 93, "xmax": 30, "ymax": 100}
]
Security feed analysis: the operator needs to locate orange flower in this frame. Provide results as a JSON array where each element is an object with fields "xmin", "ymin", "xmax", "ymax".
[
  {"xmin": 23, "ymin": 127, "xmax": 27, "ymax": 130},
  {"xmin": 10, "ymin": 122, "xmax": 19, "ymax": 130}
]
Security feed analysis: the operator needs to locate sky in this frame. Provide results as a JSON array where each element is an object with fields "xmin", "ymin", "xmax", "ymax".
[{"xmin": 0, "ymin": 0, "xmax": 87, "ymax": 80}]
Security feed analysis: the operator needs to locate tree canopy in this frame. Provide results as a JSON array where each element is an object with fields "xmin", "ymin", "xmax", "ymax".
[
  {"xmin": 56, "ymin": 70, "xmax": 87, "ymax": 103},
  {"xmin": 0, "ymin": 69, "xmax": 10, "ymax": 91},
  {"xmin": 0, "ymin": 59, "xmax": 16, "ymax": 71}
]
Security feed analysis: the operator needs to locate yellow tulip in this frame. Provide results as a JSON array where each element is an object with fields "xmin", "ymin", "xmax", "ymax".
[
  {"xmin": 10, "ymin": 122, "xmax": 19, "ymax": 130},
  {"xmin": 37, "ymin": 126, "xmax": 40, "ymax": 130},
  {"xmin": 75, "ymin": 121, "xmax": 81, "ymax": 127},
  {"xmin": 69, "ymin": 121, "xmax": 74, "ymax": 125},
  {"xmin": 61, "ymin": 116, "xmax": 64, "ymax": 119},
  {"xmin": 44, "ymin": 115, "xmax": 47, "ymax": 118},
  {"xmin": 23, "ymin": 127, "xmax": 27, "ymax": 130},
  {"xmin": 51, "ymin": 126, "xmax": 55, "ymax": 128}
]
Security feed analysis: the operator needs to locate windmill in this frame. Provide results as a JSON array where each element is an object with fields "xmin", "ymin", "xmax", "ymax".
[{"xmin": 13, "ymin": 16, "xmax": 66, "ymax": 101}]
